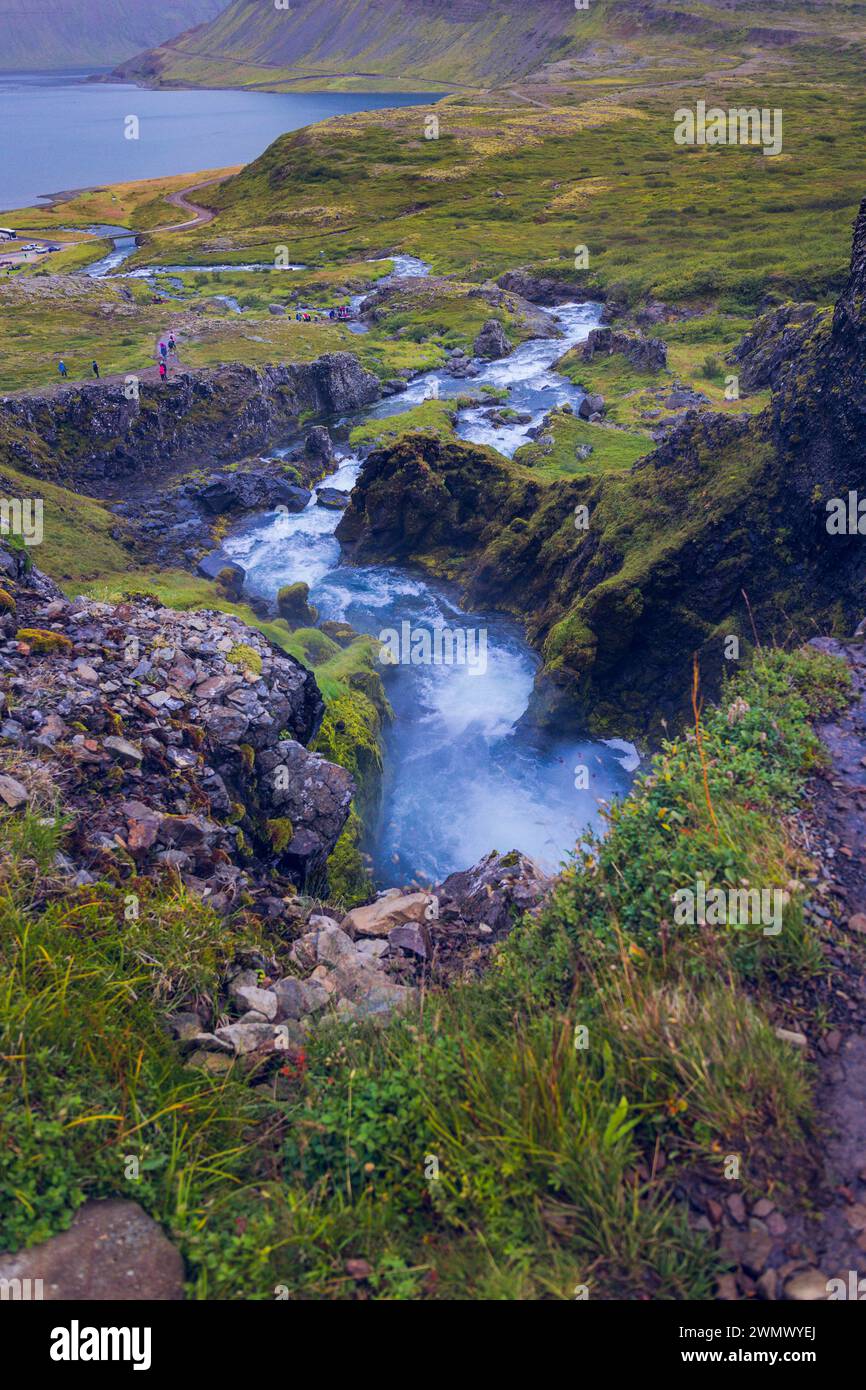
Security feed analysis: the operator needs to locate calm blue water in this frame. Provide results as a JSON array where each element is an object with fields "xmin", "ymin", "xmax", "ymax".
[{"xmin": 0, "ymin": 70, "xmax": 441, "ymax": 211}]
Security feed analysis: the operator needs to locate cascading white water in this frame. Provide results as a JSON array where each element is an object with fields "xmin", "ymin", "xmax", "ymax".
[{"xmin": 225, "ymin": 280, "xmax": 639, "ymax": 885}]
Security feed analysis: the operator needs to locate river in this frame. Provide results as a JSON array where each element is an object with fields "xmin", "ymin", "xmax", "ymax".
[
  {"xmin": 221, "ymin": 264, "xmax": 638, "ymax": 886},
  {"xmin": 74, "ymin": 211, "xmax": 639, "ymax": 887},
  {"xmin": 0, "ymin": 70, "xmax": 442, "ymax": 211}
]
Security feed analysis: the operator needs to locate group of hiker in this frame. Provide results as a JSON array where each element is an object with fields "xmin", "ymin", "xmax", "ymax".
[
  {"xmin": 294, "ymin": 305, "xmax": 353, "ymax": 323},
  {"xmin": 53, "ymin": 297, "xmax": 358, "ymax": 388},
  {"xmin": 57, "ymin": 359, "xmax": 100, "ymax": 380},
  {"xmin": 55, "ymin": 332, "xmax": 178, "ymax": 386},
  {"xmin": 156, "ymin": 334, "xmax": 178, "ymax": 380}
]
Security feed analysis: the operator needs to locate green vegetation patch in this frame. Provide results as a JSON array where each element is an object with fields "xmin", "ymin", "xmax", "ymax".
[
  {"xmin": 350, "ymin": 399, "xmax": 457, "ymax": 451},
  {"xmin": 0, "ymin": 646, "xmax": 846, "ymax": 1297},
  {"xmin": 513, "ymin": 409, "xmax": 651, "ymax": 478}
]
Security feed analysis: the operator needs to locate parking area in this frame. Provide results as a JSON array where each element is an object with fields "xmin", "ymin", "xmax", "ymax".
[{"xmin": 0, "ymin": 230, "xmax": 78, "ymax": 274}]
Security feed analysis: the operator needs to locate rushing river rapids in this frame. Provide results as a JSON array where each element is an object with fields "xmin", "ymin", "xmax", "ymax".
[
  {"xmin": 219, "ymin": 260, "xmax": 639, "ymax": 885},
  {"xmin": 83, "ymin": 246, "xmax": 639, "ymax": 882}
]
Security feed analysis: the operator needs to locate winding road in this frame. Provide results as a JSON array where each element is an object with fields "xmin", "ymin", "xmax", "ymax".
[{"xmin": 155, "ymin": 174, "xmax": 234, "ymax": 234}]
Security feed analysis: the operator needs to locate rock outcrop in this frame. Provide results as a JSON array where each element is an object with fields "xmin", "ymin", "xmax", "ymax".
[
  {"xmin": 579, "ymin": 325, "xmax": 667, "ymax": 372},
  {"xmin": 0, "ymin": 352, "xmax": 380, "ymax": 490},
  {"xmin": 497, "ymin": 268, "xmax": 603, "ymax": 306},
  {"xmin": 0, "ymin": 546, "xmax": 352, "ymax": 895},
  {"xmin": 577, "ymin": 392, "xmax": 605, "ymax": 420},
  {"xmin": 728, "ymin": 302, "xmax": 820, "ymax": 393},
  {"xmin": 194, "ymin": 470, "xmax": 311, "ymax": 516},
  {"xmin": 474, "ymin": 318, "xmax": 513, "ymax": 360}
]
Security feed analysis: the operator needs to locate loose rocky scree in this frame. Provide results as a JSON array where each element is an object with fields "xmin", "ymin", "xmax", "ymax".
[{"xmin": 0, "ymin": 543, "xmax": 548, "ymax": 1071}]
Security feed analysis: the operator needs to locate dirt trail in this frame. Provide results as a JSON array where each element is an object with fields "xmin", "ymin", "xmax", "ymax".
[{"xmin": 780, "ymin": 631, "xmax": 866, "ymax": 1290}]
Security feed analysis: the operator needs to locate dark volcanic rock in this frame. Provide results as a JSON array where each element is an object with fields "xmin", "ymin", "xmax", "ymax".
[
  {"xmin": 196, "ymin": 471, "xmax": 311, "ymax": 516},
  {"xmin": 729, "ymin": 301, "xmax": 820, "ymax": 393},
  {"xmin": 473, "ymin": 318, "xmax": 513, "ymax": 360},
  {"xmin": 304, "ymin": 425, "xmax": 335, "ymax": 468},
  {"xmin": 580, "ymin": 325, "xmax": 667, "ymax": 372},
  {"xmin": 497, "ymin": 269, "xmax": 602, "ymax": 305},
  {"xmin": 307, "ymin": 353, "xmax": 380, "ymax": 414},
  {"xmin": 0, "ymin": 352, "xmax": 380, "ymax": 490},
  {"xmin": 578, "ymin": 392, "xmax": 605, "ymax": 419},
  {"xmin": 257, "ymin": 740, "xmax": 354, "ymax": 883},
  {"xmin": 196, "ymin": 550, "xmax": 245, "ymax": 586},
  {"xmin": 315, "ymin": 487, "xmax": 349, "ymax": 510}
]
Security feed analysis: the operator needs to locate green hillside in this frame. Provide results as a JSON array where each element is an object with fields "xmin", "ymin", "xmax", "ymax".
[{"xmin": 114, "ymin": 0, "xmax": 866, "ymax": 94}]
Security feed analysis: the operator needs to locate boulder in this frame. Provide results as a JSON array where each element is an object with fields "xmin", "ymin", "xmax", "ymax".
[
  {"xmin": 196, "ymin": 550, "xmax": 245, "ymax": 587},
  {"xmin": 196, "ymin": 472, "xmax": 311, "ymax": 516},
  {"xmin": 0, "ymin": 1199, "xmax": 184, "ymax": 1300},
  {"xmin": 276, "ymin": 581, "xmax": 318, "ymax": 627},
  {"xmin": 215, "ymin": 1022, "xmax": 281, "ymax": 1055},
  {"xmin": 473, "ymin": 319, "xmax": 513, "ymax": 360},
  {"xmin": 341, "ymin": 890, "xmax": 438, "ymax": 939},
  {"xmin": 256, "ymin": 739, "xmax": 354, "ymax": 884},
  {"xmin": 304, "ymin": 425, "xmax": 335, "ymax": 467},
  {"xmin": 578, "ymin": 393, "xmax": 605, "ymax": 419},
  {"xmin": 309, "ymin": 353, "xmax": 381, "ymax": 412},
  {"xmin": 316, "ymin": 487, "xmax": 350, "ymax": 510},
  {"xmin": 319, "ymin": 620, "xmax": 357, "ymax": 646},
  {"xmin": 233, "ymin": 985, "xmax": 278, "ymax": 1020},
  {"xmin": 388, "ymin": 922, "xmax": 429, "ymax": 958},
  {"xmin": 328, "ymin": 963, "xmax": 416, "ymax": 1020},
  {"xmin": 271, "ymin": 975, "xmax": 329, "ymax": 1020},
  {"xmin": 435, "ymin": 850, "xmax": 550, "ymax": 936},
  {"xmin": 313, "ymin": 924, "xmax": 362, "ymax": 968}
]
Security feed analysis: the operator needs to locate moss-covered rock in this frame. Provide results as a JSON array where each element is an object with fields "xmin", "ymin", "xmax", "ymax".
[
  {"xmin": 216, "ymin": 566, "xmax": 244, "ymax": 601},
  {"xmin": 277, "ymin": 582, "xmax": 318, "ymax": 628},
  {"xmin": 323, "ymin": 809, "xmax": 373, "ymax": 908},
  {"xmin": 265, "ymin": 817, "xmax": 295, "ymax": 853},
  {"xmin": 15, "ymin": 627, "xmax": 73, "ymax": 655},
  {"xmin": 313, "ymin": 688, "xmax": 384, "ymax": 825},
  {"xmin": 227, "ymin": 643, "xmax": 263, "ymax": 677}
]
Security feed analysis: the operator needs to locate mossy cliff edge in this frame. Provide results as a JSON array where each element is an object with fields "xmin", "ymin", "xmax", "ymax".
[
  {"xmin": 0, "ymin": 352, "xmax": 380, "ymax": 488},
  {"xmin": 337, "ymin": 200, "xmax": 866, "ymax": 741}
]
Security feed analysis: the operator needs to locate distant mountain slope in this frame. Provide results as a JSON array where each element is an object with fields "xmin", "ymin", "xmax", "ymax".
[
  {"xmin": 112, "ymin": 0, "xmax": 851, "ymax": 92},
  {"xmin": 113, "ymin": 0, "xmax": 589, "ymax": 90},
  {"xmin": 0, "ymin": 0, "xmax": 226, "ymax": 70}
]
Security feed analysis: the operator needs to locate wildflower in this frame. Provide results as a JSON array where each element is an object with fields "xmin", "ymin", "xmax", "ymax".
[{"xmin": 726, "ymin": 696, "xmax": 750, "ymax": 725}]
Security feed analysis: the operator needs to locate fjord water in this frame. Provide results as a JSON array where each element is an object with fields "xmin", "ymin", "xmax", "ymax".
[
  {"xmin": 0, "ymin": 71, "xmax": 441, "ymax": 210},
  {"xmin": 225, "ymin": 294, "xmax": 638, "ymax": 886}
]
